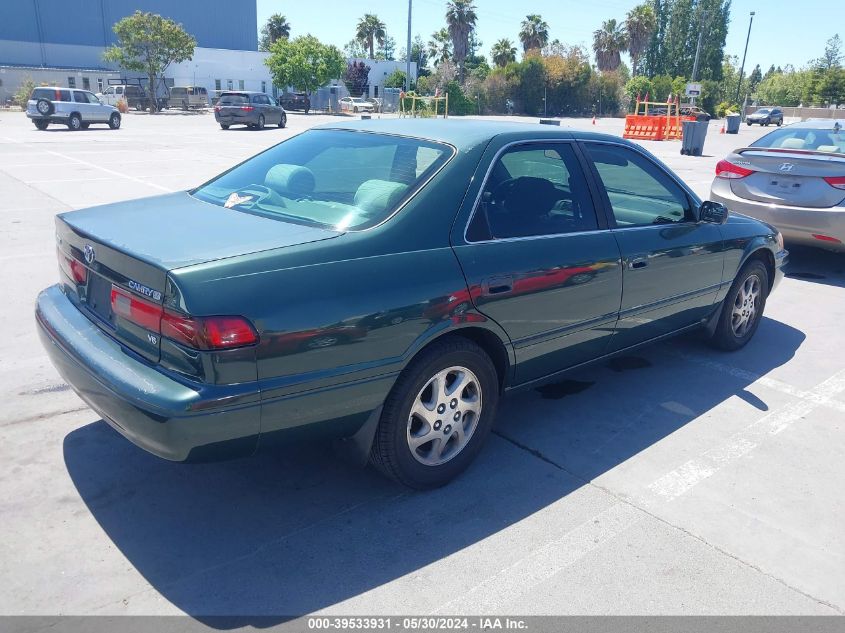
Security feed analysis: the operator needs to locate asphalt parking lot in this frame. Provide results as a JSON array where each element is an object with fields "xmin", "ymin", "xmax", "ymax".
[{"xmin": 1, "ymin": 108, "xmax": 843, "ymax": 617}]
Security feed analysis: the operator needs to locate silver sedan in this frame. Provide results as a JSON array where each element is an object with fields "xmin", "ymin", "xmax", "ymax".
[{"xmin": 710, "ymin": 120, "xmax": 845, "ymax": 251}]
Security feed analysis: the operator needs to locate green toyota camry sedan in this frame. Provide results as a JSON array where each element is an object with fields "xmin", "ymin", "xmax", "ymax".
[{"xmin": 36, "ymin": 119, "xmax": 788, "ymax": 488}]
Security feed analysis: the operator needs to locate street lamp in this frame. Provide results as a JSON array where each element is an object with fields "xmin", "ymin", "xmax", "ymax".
[{"xmin": 735, "ymin": 11, "xmax": 755, "ymax": 105}]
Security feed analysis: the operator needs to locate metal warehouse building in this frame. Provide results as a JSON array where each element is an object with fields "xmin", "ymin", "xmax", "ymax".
[{"xmin": 1, "ymin": 0, "xmax": 257, "ymax": 68}]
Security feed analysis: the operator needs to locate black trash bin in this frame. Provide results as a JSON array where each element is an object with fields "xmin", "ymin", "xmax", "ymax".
[{"xmin": 680, "ymin": 120, "xmax": 709, "ymax": 156}]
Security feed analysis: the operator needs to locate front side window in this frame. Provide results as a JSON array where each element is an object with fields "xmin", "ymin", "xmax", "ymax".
[
  {"xmin": 584, "ymin": 144, "xmax": 692, "ymax": 227},
  {"xmin": 73, "ymin": 91, "xmax": 87, "ymax": 103},
  {"xmin": 468, "ymin": 143, "xmax": 599, "ymax": 241},
  {"xmin": 192, "ymin": 130, "xmax": 453, "ymax": 231},
  {"xmin": 85, "ymin": 92, "xmax": 100, "ymax": 104}
]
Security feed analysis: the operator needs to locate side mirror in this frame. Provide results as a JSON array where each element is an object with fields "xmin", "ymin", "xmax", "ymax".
[{"xmin": 699, "ymin": 200, "xmax": 729, "ymax": 224}]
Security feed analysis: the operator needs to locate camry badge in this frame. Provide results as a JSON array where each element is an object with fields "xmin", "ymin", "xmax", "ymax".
[
  {"xmin": 83, "ymin": 244, "xmax": 95, "ymax": 264},
  {"xmin": 779, "ymin": 162, "xmax": 795, "ymax": 172}
]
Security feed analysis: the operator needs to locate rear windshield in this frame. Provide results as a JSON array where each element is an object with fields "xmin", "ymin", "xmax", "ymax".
[
  {"xmin": 219, "ymin": 93, "xmax": 248, "ymax": 105},
  {"xmin": 191, "ymin": 129, "xmax": 453, "ymax": 231},
  {"xmin": 751, "ymin": 126, "xmax": 845, "ymax": 153}
]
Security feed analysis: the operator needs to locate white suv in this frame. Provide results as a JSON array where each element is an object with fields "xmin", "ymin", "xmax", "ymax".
[{"xmin": 27, "ymin": 87, "xmax": 122, "ymax": 131}]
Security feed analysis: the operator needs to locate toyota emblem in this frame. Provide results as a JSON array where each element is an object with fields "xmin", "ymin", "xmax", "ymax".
[
  {"xmin": 779, "ymin": 162, "xmax": 794, "ymax": 172},
  {"xmin": 83, "ymin": 244, "xmax": 95, "ymax": 265}
]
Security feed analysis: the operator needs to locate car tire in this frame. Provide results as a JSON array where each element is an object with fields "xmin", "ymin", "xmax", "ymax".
[
  {"xmin": 370, "ymin": 337, "xmax": 499, "ymax": 489},
  {"xmin": 746, "ymin": 121, "xmax": 752, "ymax": 126},
  {"xmin": 109, "ymin": 113, "xmax": 121, "ymax": 130},
  {"xmin": 220, "ymin": 124, "xmax": 229, "ymax": 130},
  {"xmin": 81, "ymin": 123, "xmax": 90, "ymax": 129},
  {"xmin": 36, "ymin": 98, "xmax": 54, "ymax": 116},
  {"xmin": 257, "ymin": 114, "xmax": 265, "ymax": 130},
  {"xmin": 279, "ymin": 112, "xmax": 287, "ymax": 128},
  {"xmin": 709, "ymin": 259, "xmax": 768, "ymax": 351},
  {"xmin": 777, "ymin": 120, "xmax": 782, "ymax": 126},
  {"xmin": 33, "ymin": 120, "xmax": 49, "ymax": 130},
  {"xmin": 67, "ymin": 113, "xmax": 82, "ymax": 131},
  {"xmin": 353, "ymin": 106, "xmax": 359, "ymax": 113}
]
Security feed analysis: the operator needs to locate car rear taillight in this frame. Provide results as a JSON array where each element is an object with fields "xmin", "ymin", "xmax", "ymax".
[
  {"xmin": 59, "ymin": 252, "xmax": 87, "ymax": 284},
  {"xmin": 823, "ymin": 176, "xmax": 845, "ymax": 190},
  {"xmin": 161, "ymin": 310, "xmax": 258, "ymax": 350},
  {"xmin": 240, "ymin": 106, "xmax": 254, "ymax": 112},
  {"xmin": 812, "ymin": 234, "xmax": 842, "ymax": 244},
  {"xmin": 111, "ymin": 286, "xmax": 162, "ymax": 332},
  {"xmin": 715, "ymin": 159, "xmax": 755, "ymax": 179}
]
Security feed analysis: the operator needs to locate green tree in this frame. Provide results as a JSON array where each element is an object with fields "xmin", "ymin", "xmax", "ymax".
[
  {"xmin": 756, "ymin": 69, "xmax": 808, "ymax": 106},
  {"xmin": 626, "ymin": 3, "xmax": 656, "ymax": 76},
  {"xmin": 377, "ymin": 35, "xmax": 397, "ymax": 61},
  {"xmin": 517, "ymin": 55, "xmax": 546, "ymax": 114},
  {"xmin": 625, "ymin": 75, "xmax": 654, "ymax": 107},
  {"xmin": 814, "ymin": 67, "xmax": 845, "ymax": 104},
  {"xmin": 748, "ymin": 64, "xmax": 762, "ymax": 92},
  {"xmin": 593, "ymin": 19, "xmax": 628, "ymax": 72},
  {"xmin": 265, "ymin": 35, "xmax": 346, "ymax": 96},
  {"xmin": 814, "ymin": 34, "xmax": 842, "ymax": 71},
  {"xmin": 103, "ymin": 11, "xmax": 196, "ymax": 113},
  {"xmin": 519, "ymin": 14, "xmax": 550, "ymax": 54},
  {"xmin": 344, "ymin": 39, "xmax": 367, "ymax": 58},
  {"xmin": 13, "ymin": 77, "xmax": 36, "ymax": 109},
  {"xmin": 428, "ymin": 28, "xmax": 452, "ymax": 65},
  {"xmin": 445, "ymin": 0, "xmax": 477, "ymax": 81},
  {"xmin": 355, "ymin": 14, "xmax": 386, "ymax": 59},
  {"xmin": 259, "ymin": 14, "xmax": 290, "ymax": 52},
  {"xmin": 384, "ymin": 69, "xmax": 407, "ymax": 88},
  {"xmin": 491, "ymin": 38, "xmax": 517, "ymax": 67}
]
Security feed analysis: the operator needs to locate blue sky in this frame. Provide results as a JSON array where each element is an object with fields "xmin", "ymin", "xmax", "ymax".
[{"xmin": 256, "ymin": 0, "xmax": 837, "ymax": 73}]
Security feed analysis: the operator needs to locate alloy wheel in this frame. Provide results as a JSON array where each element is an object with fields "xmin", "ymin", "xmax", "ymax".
[
  {"xmin": 731, "ymin": 274, "xmax": 761, "ymax": 337},
  {"xmin": 407, "ymin": 366, "xmax": 482, "ymax": 466}
]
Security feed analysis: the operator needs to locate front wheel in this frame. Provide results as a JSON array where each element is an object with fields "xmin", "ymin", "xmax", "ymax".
[
  {"xmin": 370, "ymin": 338, "xmax": 499, "ymax": 489},
  {"xmin": 709, "ymin": 260, "xmax": 768, "ymax": 351},
  {"xmin": 777, "ymin": 120, "xmax": 782, "ymax": 126},
  {"xmin": 278, "ymin": 112, "xmax": 287, "ymax": 128},
  {"xmin": 109, "ymin": 113, "xmax": 121, "ymax": 129}
]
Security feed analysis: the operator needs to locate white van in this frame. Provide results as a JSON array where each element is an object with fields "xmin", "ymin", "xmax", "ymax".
[{"xmin": 169, "ymin": 86, "xmax": 209, "ymax": 110}]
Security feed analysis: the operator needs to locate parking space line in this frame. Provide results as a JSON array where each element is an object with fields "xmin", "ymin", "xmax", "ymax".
[
  {"xmin": 668, "ymin": 350, "xmax": 845, "ymax": 413},
  {"xmin": 432, "ymin": 502, "xmax": 643, "ymax": 613},
  {"xmin": 646, "ymin": 368, "xmax": 845, "ymax": 502},
  {"xmin": 41, "ymin": 149, "xmax": 173, "ymax": 193}
]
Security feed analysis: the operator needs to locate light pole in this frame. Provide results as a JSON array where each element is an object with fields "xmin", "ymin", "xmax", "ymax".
[
  {"xmin": 405, "ymin": 0, "xmax": 413, "ymax": 90},
  {"xmin": 735, "ymin": 11, "xmax": 755, "ymax": 105}
]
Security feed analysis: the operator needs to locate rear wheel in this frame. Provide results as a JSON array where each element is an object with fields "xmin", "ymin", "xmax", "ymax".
[
  {"xmin": 67, "ymin": 114, "xmax": 82, "ymax": 131},
  {"xmin": 220, "ymin": 123, "xmax": 229, "ymax": 130},
  {"xmin": 33, "ymin": 120, "xmax": 49, "ymax": 130},
  {"xmin": 109, "ymin": 113, "xmax": 121, "ymax": 129},
  {"xmin": 370, "ymin": 337, "xmax": 499, "ymax": 489},
  {"xmin": 709, "ymin": 260, "xmax": 768, "ymax": 351}
]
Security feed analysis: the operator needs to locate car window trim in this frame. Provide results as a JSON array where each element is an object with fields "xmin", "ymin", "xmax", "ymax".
[
  {"xmin": 462, "ymin": 139, "xmax": 608, "ymax": 245},
  {"xmin": 577, "ymin": 139, "xmax": 702, "ymax": 230}
]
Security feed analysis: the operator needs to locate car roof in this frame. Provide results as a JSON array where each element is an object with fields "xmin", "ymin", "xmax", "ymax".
[
  {"xmin": 313, "ymin": 118, "xmax": 631, "ymax": 151},
  {"xmin": 784, "ymin": 119, "xmax": 843, "ymax": 129}
]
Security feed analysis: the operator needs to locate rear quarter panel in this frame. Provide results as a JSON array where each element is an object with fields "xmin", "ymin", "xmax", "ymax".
[{"xmin": 167, "ymin": 138, "xmax": 508, "ymax": 441}]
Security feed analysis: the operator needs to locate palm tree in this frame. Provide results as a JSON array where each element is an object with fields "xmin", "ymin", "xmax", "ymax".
[
  {"xmin": 592, "ymin": 19, "xmax": 628, "ymax": 72},
  {"xmin": 491, "ymin": 38, "xmax": 517, "ymax": 67},
  {"xmin": 625, "ymin": 3, "xmax": 656, "ymax": 76},
  {"xmin": 519, "ymin": 14, "xmax": 550, "ymax": 53},
  {"xmin": 428, "ymin": 28, "xmax": 452, "ymax": 66},
  {"xmin": 355, "ymin": 14, "xmax": 386, "ymax": 59},
  {"xmin": 259, "ymin": 14, "xmax": 291, "ymax": 51},
  {"xmin": 445, "ymin": 0, "xmax": 477, "ymax": 80}
]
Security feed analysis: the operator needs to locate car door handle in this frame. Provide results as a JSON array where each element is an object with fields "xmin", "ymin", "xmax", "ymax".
[
  {"xmin": 628, "ymin": 257, "xmax": 649, "ymax": 270},
  {"xmin": 482, "ymin": 276, "xmax": 513, "ymax": 296}
]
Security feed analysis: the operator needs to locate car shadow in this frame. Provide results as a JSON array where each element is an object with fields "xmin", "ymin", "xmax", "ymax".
[
  {"xmin": 63, "ymin": 317, "xmax": 805, "ymax": 625},
  {"xmin": 783, "ymin": 244, "xmax": 845, "ymax": 288}
]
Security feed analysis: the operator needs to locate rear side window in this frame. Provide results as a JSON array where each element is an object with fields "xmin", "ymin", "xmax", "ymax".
[
  {"xmin": 468, "ymin": 143, "xmax": 599, "ymax": 240},
  {"xmin": 31, "ymin": 88, "xmax": 54, "ymax": 100},
  {"xmin": 219, "ymin": 93, "xmax": 248, "ymax": 105},
  {"xmin": 191, "ymin": 129, "xmax": 453, "ymax": 231},
  {"xmin": 584, "ymin": 144, "xmax": 693, "ymax": 227},
  {"xmin": 73, "ymin": 91, "xmax": 87, "ymax": 103}
]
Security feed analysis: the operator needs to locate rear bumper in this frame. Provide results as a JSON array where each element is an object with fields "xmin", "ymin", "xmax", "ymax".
[
  {"xmin": 712, "ymin": 182, "xmax": 845, "ymax": 252},
  {"xmin": 36, "ymin": 285, "xmax": 261, "ymax": 462},
  {"xmin": 215, "ymin": 113, "xmax": 257, "ymax": 126},
  {"xmin": 26, "ymin": 112, "xmax": 69, "ymax": 122}
]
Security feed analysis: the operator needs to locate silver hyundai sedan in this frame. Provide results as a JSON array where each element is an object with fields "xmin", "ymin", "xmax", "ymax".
[{"xmin": 710, "ymin": 120, "xmax": 845, "ymax": 251}]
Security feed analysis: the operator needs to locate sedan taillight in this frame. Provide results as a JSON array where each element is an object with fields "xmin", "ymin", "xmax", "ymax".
[
  {"xmin": 715, "ymin": 159, "xmax": 755, "ymax": 179},
  {"xmin": 58, "ymin": 252, "xmax": 87, "ymax": 284},
  {"xmin": 823, "ymin": 176, "xmax": 845, "ymax": 190},
  {"xmin": 161, "ymin": 310, "xmax": 258, "ymax": 350},
  {"xmin": 240, "ymin": 106, "xmax": 254, "ymax": 112}
]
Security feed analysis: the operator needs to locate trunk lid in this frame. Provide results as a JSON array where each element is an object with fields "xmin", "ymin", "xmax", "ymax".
[
  {"xmin": 730, "ymin": 148, "xmax": 845, "ymax": 208},
  {"xmin": 57, "ymin": 192, "xmax": 340, "ymax": 362}
]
